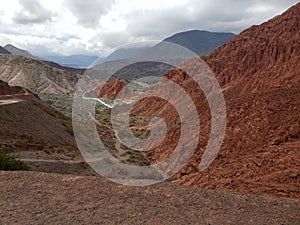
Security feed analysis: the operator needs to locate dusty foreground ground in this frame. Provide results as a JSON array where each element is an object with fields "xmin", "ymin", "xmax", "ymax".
[{"xmin": 0, "ymin": 171, "xmax": 299, "ymax": 225}]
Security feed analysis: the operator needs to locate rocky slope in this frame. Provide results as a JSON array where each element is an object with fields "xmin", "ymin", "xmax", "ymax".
[
  {"xmin": 0, "ymin": 171, "xmax": 299, "ymax": 225},
  {"xmin": 128, "ymin": 3, "xmax": 300, "ymax": 198},
  {"xmin": 0, "ymin": 81, "xmax": 81, "ymax": 163},
  {"xmin": 0, "ymin": 54, "xmax": 84, "ymax": 94},
  {"xmin": 202, "ymin": 3, "xmax": 300, "ymax": 95}
]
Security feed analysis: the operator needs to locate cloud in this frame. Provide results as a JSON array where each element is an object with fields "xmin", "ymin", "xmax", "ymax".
[
  {"xmin": 13, "ymin": 0, "xmax": 54, "ymax": 25},
  {"xmin": 64, "ymin": 0, "xmax": 116, "ymax": 28},
  {"xmin": 125, "ymin": 0, "xmax": 299, "ymax": 39},
  {"xmin": 100, "ymin": 31, "xmax": 131, "ymax": 48},
  {"xmin": 1, "ymin": 0, "xmax": 298, "ymax": 56}
]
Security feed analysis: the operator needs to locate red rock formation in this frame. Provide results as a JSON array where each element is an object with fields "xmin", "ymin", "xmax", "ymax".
[
  {"xmin": 202, "ymin": 2, "xmax": 300, "ymax": 94},
  {"xmin": 132, "ymin": 3, "xmax": 300, "ymax": 198},
  {"xmin": 97, "ymin": 78, "xmax": 136, "ymax": 99}
]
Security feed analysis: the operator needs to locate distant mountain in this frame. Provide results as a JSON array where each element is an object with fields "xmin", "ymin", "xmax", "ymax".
[
  {"xmin": 163, "ymin": 30, "xmax": 235, "ymax": 56},
  {"xmin": 100, "ymin": 31, "xmax": 234, "ymax": 64},
  {"xmin": 104, "ymin": 47, "xmax": 150, "ymax": 62},
  {"xmin": 40, "ymin": 55, "xmax": 99, "ymax": 68},
  {"xmin": 3, "ymin": 45, "xmax": 98, "ymax": 68},
  {"xmin": 4, "ymin": 44, "xmax": 37, "ymax": 59},
  {"xmin": 0, "ymin": 54, "xmax": 84, "ymax": 94},
  {"xmin": 0, "ymin": 46, "xmax": 11, "ymax": 55},
  {"xmin": 89, "ymin": 30, "xmax": 235, "ymax": 83}
]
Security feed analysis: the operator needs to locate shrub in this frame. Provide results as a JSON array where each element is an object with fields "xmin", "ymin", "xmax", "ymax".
[
  {"xmin": 42, "ymin": 108, "xmax": 56, "ymax": 117},
  {"xmin": 0, "ymin": 147, "xmax": 30, "ymax": 171}
]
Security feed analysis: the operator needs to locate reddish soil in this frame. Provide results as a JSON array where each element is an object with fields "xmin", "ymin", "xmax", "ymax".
[{"xmin": 0, "ymin": 171, "xmax": 299, "ymax": 225}]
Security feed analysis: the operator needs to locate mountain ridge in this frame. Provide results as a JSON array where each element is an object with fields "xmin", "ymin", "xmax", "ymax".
[
  {"xmin": 164, "ymin": 30, "xmax": 235, "ymax": 55},
  {"xmin": 202, "ymin": 2, "xmax": 300, "ymax": 94},
  {"xmin": 4, "ymin": 44, "xmax": 38, "ymax": 59},
  {"xmin": 129, "ymin": 2, "xmax": 300, "ymax": 198},
  {"xmin": 90, "ymin": 30, "xmax": 235, "ymax": 83}
]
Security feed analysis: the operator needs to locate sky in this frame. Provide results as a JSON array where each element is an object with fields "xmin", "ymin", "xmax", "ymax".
[{"xmin": 0, "ymin": 0, "xmax": 298, "ymax": 57}]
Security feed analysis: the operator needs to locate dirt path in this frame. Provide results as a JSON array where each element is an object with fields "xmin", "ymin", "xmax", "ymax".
[
  {"xmin": 0, "ymin": 99, "xmax": 23, "ymax": 106},
  {"xmin": 0, "ymin": 171, "xmax": 299, "ymax": 225},
  {"xmin": 0, "ymin": 92, "xmax": 35, "ymax": 106},
  {"xmin": 19, "ymin": 158, "xmax": 97, "ymax": 177},
  {"xmin": 20, "ymin": 158, "xmax": 85, "ymax": 164}
]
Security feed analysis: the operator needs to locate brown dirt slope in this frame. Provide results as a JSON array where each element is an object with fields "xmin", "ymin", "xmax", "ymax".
[
  {"xmin": 0, "ymin": 81, "xmax": 78, "ymax": 156},
  {"xmin": 0, "ymin": 101, "xmax": 75, "ymax": 147},
  {"xmin": 0, "ymin": 171, "xmax": 299, "ymax": 225},
  {"xmin": 131, "ymin": 3, "xmax": 300, "ymax": 198}
]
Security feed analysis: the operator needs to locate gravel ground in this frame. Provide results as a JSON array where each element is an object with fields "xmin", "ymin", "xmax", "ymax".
[{"xmin": 0, "ymin": 171, "xmax": 299, "ymax": 225}]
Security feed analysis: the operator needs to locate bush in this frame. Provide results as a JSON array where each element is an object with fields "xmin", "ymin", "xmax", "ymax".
[{"xmin": 0, "ymin": 147, "xmax": 30, "ymax": 171}]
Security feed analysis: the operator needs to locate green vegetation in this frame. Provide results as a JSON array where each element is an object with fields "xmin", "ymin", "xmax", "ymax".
[
  {"xmin": 42, "ymin": 107, "xmax": 56, "ymax": 117},
  {"xmin": 40, "ymin": 103, "xmax": 74, "ymax": 136},
  {"xmin": 10, "ymin": 138, "xmax": 29, "ymax": 144},
  {"xmin": 0, "ymin": 136, "xmax": 31, "ymax": 145},
  {"xmin": 38, "ymin": 93, "xmax": 74, "ymax": 118},
  {"xmin": 127, "ymin": 82, "xmax": 151, "ymax": 92},
  {"xmin": 38, "ymin": 93, "xmax": 152, "ymax": 166},
  {"xmin": 0, "ymin": 147, "xmax": 30, "ymax": 171}
]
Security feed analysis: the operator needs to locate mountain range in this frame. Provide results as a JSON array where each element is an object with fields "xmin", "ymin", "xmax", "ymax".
[
  {"xmin": 89, "ymin": 30, "xmax": 235, "ymax": 83},
  {"xmin": 0, "ymin": 2, "xmax": 299, "ymax": 198},
  {"xmin": 98, "ymin": 2, "xmax": 300, "ymax": 198},
  {"xmin": 0, "ymin": 29, "xmax": 235, "ymax": 90},
  {"xmin": 102, "ymin": 30, "xmax": 235, "ymax": 63}
]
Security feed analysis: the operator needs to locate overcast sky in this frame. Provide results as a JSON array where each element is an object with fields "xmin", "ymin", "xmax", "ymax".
[{"xmin": 0, "ymin": 0, "xmax": 298, "ymax": 56}]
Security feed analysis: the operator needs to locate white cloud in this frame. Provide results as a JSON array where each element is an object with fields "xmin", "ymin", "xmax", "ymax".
[
  {"xmin": 0, "ymin": 0, "xmax": 298, "ymax": 56},
  {"xmin": 13, "ymin": 0, "xmax": 54, "ymax": 24},
  {"xmin": 64, "ymin": 0, "xmax": 116, "ymax": 28}
]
